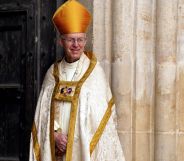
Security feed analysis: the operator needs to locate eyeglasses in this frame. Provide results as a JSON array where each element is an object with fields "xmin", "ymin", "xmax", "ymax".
[{"xmin": 62, "ymin": 37, "xmax": 87, "ymax": 45}]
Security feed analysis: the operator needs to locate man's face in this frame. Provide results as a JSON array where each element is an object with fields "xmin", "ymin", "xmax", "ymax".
[{"xmin": 60, "ymin": 33, "xmax": 87, "ymax": 63}]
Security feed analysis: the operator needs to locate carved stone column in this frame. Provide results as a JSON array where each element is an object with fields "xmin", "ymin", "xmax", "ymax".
[
  {"xmin": 80, "ymin": 0, "xmax": 184, "ymax": 160},
  {"xmin": 155, "ymin": 0, "xmax": 182, "ymax": 161},
  {"xmin": 176, "ymin": 1, "xmax": 184, "ymax": 160},
  {"xmin": 112, "ymin": 0, "xmax": 156, "ymax": 160}
]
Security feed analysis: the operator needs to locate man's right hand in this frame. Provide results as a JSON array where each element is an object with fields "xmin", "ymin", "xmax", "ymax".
[{"xmin": 54, "ymin": 132, "xmax": 68, "ymax": 153}]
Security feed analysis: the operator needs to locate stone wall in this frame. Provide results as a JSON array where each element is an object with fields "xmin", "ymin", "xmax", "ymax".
[{"xmin": 78, "ymin": 0, "xmax": 184, "ymax": 160}]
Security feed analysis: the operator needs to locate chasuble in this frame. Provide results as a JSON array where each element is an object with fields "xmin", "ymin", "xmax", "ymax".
[{"xmin": 29, "ymin": 52, "xmax": 125, "ymax": 161}]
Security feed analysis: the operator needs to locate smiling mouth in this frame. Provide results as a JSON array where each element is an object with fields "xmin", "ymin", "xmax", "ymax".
[{"xmin": 71, "ymin": 49, "xmax": 80, "ymax": 52}]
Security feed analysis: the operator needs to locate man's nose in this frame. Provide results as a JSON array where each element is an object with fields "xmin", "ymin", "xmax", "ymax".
[{"xmin": 73, "ymin": 40, "xmax": 79, "ymax": 46}]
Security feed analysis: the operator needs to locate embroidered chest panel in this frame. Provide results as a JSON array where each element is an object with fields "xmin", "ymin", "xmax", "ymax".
[{"xmin": 54, "ymin": 81, "xmax": 78, "ymax": 102}]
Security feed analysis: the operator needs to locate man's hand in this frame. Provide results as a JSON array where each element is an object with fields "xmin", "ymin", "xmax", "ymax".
[{"xmin": 54, "ymin": 132, "xmax": 68, "ymax": 153}]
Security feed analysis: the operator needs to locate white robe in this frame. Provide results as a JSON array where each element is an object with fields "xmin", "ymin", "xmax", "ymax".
[{"xmin": 29, "ymin": 52, "xmax": 125, "ymax": 161}]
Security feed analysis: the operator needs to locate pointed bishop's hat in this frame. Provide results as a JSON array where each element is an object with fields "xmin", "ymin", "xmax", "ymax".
[{"xmin": 52, "ymin": 0, "xmax": 91, "ymax": 34}]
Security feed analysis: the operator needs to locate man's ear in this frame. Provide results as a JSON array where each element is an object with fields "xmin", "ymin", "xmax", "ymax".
[{"xmin": 58, "ymin": 38, "xmax": 64, "ymax": 47}]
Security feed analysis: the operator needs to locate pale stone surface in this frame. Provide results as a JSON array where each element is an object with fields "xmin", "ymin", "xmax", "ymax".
[
  {"xmin": 176, "ymin": 67, "xmax": 184, "ymax": 131},
  {"xmin": 176, "ymin": 1, "xmax": 184, "ymax": 160},
  {"xmin": 156, "ymin": 63, "xmax": 176, "ymax": 132},
  {"xmin": 177, "ymin": 0, "xmax": 184, "ymax": 133},
  {"xmin": 83, "ymin": 0, "xmax": 184, "ymax": 160},
  {"xmin": 135, "ymin": 133, "xmax": 152, "ymax": 161},
  {"xmin": 119, "ymin": 132, "xmax": 133, "ymax": 161},
  {"xmin": 115, "ymin": 92, "xmax": 132, "ymax": 131},
  {"xmin": 112, "ymin": 1, "xmax": 135, "ymax": 160},
  {"xmin": 155, "ymin": 134, "xmax": 176, "ymax": 161},
  {"xmin": 93, "ymin": 0, "xmax": 112, "ymax": 81},
  {"xmin": 155, "ymin": 1, "xmax": 178, "ymax": 161},
  {"xmin": 133, "ymin": 1, "xmax": 155, "ymax": 161},
  {"xmin": 176, "ymin": 134, "xmax": 184, "ymax": 161}
]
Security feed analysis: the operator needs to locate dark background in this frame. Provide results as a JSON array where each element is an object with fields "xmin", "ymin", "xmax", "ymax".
[{"xmin": 0, "ymin": 0, "xmax": 65, "ymax": 160}]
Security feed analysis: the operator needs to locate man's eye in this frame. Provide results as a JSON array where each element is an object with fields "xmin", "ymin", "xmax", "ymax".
[
  {"xmin": 67, "ymin": 39, "xmax": 73, "ymax": 42},
  {"xmin": 78, "ymin": 39, "xmax": 83, "ymax": 42}
]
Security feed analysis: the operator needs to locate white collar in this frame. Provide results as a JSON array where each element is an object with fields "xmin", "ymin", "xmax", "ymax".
[{"xmin": 59, "ymin": 52, "xmax": 86, "ymax": 81}]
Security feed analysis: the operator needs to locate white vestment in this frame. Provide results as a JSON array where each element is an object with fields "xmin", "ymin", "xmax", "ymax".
[{"xmin": 29, "ymin": 52, "xmax": 125, "ymax": 161}]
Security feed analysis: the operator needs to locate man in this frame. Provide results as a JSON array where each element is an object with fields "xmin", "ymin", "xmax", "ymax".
[{"xmin": 29, "ymin": 0, "xmax": 125, "ymax": 161}]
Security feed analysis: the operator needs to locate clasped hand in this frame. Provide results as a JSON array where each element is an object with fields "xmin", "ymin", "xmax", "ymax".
[{"xmin": 54, "ymin": 132, "xmax": 68, "ymax": 155}]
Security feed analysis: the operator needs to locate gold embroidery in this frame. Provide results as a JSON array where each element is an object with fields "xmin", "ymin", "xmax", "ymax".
[
  {"xmin": 50, "ymin": 52, "xmax": 97, "ymax": 161},
  {"xmin": 53, "ymin": 63, "xmax": 60, "ymax": 82},
  {"xmin": 32, "ymin": 121, "xmax": 41, "ymax": 161},
  {"xmin": 65, "ymin": 100, "xmax": 78, "ymax": 161},
  {"xmin": 50, "ymin": 64, "xmax": 60, "ymax": 161},
  {"xmin": 54, "ymin": 82, "xmax": 77, "ymax": 101},
  {"xmin": 90, "ymin": 97, "xmax": 115, "ymax": 155},
  {"xmin": 65, "ymin": 52, "xmax": 96, "ymax": 161}
]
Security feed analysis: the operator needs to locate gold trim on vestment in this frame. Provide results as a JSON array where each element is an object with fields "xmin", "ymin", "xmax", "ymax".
[
  {"xmin": 53, "ymin": 63, "xmax": 60, "ymax": 82},
  {"xmin": 90, "ymin": 97, "xmax": 115, "ymax": 155},
  {"xmin": 50, "ymin": 63, "xmax": 60, "ymax": 161},
  {"xmin": 65, "ymin": 99, "xmax": 78, "ymax": 161},
  {"xmin": 50, "ymin": 84, "xmax": 59, "ymax": 161},
  {"xmin": 32, "ymin": 121, "xmax": 41, "ymax": 161},
  {"xmin": 65, "ymin": 52, "xmax": 97, "ymax": 161},
  {"xmin": 50, "ymin": 51, "xmax": 97, "ymax": 161}
]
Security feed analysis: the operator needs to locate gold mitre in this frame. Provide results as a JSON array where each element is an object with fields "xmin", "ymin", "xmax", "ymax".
[{"xmin": 52, "ymin": 0, "xmax": 91, "ymax": 34}]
